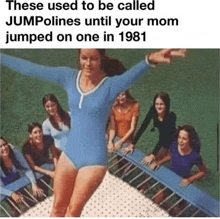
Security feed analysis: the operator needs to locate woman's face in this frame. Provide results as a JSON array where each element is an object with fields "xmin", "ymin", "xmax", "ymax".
[
  {"xmin": 44, "ymin": 100, "xmax": 58, "ymax": 116},
  {"xmin": 0, "ymin": 139, "xmax": 9, "ymax": 158},
  {"xmin": 30, "ymin": 127, "xmax": 43, "ymax": 145},
  {"xmin": 155, "ymin": 97, "xmax": 166, "ymax": 115},
  {"xmin": 178, "ymin": 130, "xmax": 191, "ymax": 150},
  {"xmin": 117, "ymin": 92, "xmax": 127, "ymax": 104},
  {"xmin": 80, "ymin": 49, "xmax": 102, "ymax": 76}
]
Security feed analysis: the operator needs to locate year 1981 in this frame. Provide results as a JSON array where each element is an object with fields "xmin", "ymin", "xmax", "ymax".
[{"xmin": 119, "ymin": 31, "xmax": 146, "ymax": 42}]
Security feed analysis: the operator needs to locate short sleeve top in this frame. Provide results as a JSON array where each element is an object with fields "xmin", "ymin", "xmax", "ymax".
[
  {"xmin": 22, "ymin": 135, "xmax": 54, "ymax": 166},
  {"xmin": 170, "ymin": 141, "xmax": 204, "ymax": 178}
]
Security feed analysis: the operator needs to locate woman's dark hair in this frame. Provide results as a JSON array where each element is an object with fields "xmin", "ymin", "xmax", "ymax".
[
  {"xmin": 28, "ymin": 122, "xmax": 42, "ymax": 134},
  {"xmin": 0, "ymin": 137, "xmax": 19, "ymax": 176},
  {"xmin": 153, "ymin": 92, "xmax": 170, "ymax": 119},
  {"xmin": 78, "ymin": 49, "xmax": 126, "ymax": 77},
  {"xmin": 115, "ymin": 90, "xmax": 137, "ymax": 107},
  {"xmin": 42, "ymin": 94, "xmax": 71, "ymax": 130},
  {"xmin": 177, "ymin": 125, "xmax": 201, "ymax": 153}
]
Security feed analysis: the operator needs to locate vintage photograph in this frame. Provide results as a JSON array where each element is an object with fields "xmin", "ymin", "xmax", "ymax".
[{"xmin": 0, "ymin": 49, "xmax": 219, "ymax": 217}]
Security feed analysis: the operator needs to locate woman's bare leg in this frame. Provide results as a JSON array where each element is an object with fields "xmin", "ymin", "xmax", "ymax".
[
  {"xmin": 65, "ymin": 166, "xmax": 107, "ymax": 217},
  {"xmin": 50, "ymin": 153, "xmax": 78, "ymax": 217}
]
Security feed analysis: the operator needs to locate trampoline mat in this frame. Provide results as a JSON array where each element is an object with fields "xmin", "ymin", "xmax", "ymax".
[{"xmin": 21, "ymin": 171, "xmax": 169, "ymax": 217}]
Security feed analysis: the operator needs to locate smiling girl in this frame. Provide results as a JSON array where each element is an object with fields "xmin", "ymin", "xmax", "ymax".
[
  {"xmin": 42, "ymin": 94, "xmax": 70, "ymax": 154},
  {"xmin": 132, "ymin": 92, "xmax": 177, "ymax": 166}
]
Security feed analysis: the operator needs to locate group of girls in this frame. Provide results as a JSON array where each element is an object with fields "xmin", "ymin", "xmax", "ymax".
[
  {"xmin": 108, "ymin": 90, "xmax": 207, "ymax": 189},
  {"xmin": 0, "ymin": 94, "xmax": 70, "ymax": 207},
  {"xmin": 1, "ymin": 49, "xmax": 192, "ymax": 217}
]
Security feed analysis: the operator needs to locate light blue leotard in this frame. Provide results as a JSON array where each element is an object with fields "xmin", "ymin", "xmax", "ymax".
[{"xmin": 1, "ymin": 54, "xmax": 150, "ymax": 169}]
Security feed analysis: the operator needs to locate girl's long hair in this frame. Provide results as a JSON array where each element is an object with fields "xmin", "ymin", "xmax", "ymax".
[
  {"xmin": 0, "ymin": 137, "xmax": 19, "ymax": 176},
  {"xmin": 42, "ymin": 94, "xmax": 71, "ymax": 131},
  {"xmin": 78, "ymin": 49, "xmax": 126, "ymax": 77}
]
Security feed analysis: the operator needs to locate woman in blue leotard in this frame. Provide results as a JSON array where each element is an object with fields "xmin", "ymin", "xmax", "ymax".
[
  {"xmin": 1, "ymin": 49, "xmax": 186, "ymax": 216},
  {"xmin": 42, "ymin": 94, "xmax": 71, "ymax": 155}
]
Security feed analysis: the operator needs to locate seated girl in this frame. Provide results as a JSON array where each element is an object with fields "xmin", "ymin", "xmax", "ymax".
[
  {"xmin": 22, "ymin": 122, "xmax": 58, "ymax": 179},
  {"xmin": 108, "ymin": 90, "xmax": 140, "ymax": 154},
  {"xmin": 42, "ymin": 94, "xmax": 71, "ymax": 155},
  {"xmin": 0, "ymin": 137, "xmax": 42, "ymax": 203},
  {"xmin": 132, "ymin": 92, "xmax": 177, "ymax": 165}
]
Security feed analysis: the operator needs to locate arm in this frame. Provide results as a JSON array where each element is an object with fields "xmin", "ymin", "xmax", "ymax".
[
  {"xmin": 0, "ymin": 178, "xmax": 24, "ymax": 203},
  {"xmin": 50, "ymin": 145, "xmax": 59, "ymax": 167},
  {"xmin": 107, "ymin": 114, "xmax": 116, "ymax": 153},
  {"xmin": 133, "ymin": 105, "xmax": 154, "ymax": 145},
  {"xmin": 1, "ymin": 54, "xmax": 75, "ymax": 86},
  {"xmin": 0, "ymin": 180, "xmax": 13, "ymax": 197},
  {"xmin": 109, "ymin": 49, "xmax": 186, "ymax": 101},
  {"xmin": 24, "ymin": 154, "xmax": 55, "ymax": 179},
  {"xmin": 149, "ymin": 152, "xmax": 172, "ymax": 170},
  {"xmin": 181, "ymin": 165, "xmax": 207, "ymax": 187},
  {"xmin": 14, "ymin": 150, "xmax": 37, "ymax": 186},
  {"xmin": 42, "ymin": 119, "xmax": 51, "ymax": 135}
]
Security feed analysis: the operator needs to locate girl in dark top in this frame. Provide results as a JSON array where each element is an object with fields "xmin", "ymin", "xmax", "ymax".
[
  {"xmin": 132, "ymin": 92, "xmax": 177, "ymax": 165},
  {"xmin": 22, "ymin": 123, "xmax": 58, "ymax": 179},
  {"xmin": 0, "ymin": 137, "xmax": 43, "ymax": 203}
]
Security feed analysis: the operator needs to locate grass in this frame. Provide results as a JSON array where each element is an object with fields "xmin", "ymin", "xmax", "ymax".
[{"xmin": 1, "ymin": 49, "xmax": 219, "ymax": 200}]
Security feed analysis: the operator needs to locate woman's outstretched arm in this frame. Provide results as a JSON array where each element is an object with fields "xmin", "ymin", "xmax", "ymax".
[
  {"xmin": 1, "ymin": 53, "xmax": 76, "ymax": 87},
  {"xmin": 109, "ymin": 49, "xmax": 186, "ymax": 100}
]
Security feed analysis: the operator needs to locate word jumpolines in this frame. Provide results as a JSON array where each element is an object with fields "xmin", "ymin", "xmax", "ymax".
[{"xmin": 6, "ymin": 16, "xmax": 81, "ymax": 26}]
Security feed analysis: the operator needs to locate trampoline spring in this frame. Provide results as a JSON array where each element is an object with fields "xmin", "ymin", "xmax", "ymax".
[
  {"xmin": 175, "ymin": 203, "xmax": 191, "ymax": 217},
  {"xmin": 190, "ymin": 209, "xmax": 201, "ymax": 217},
  {"xmin": 167, "ymin": 197, "xmax": 183, "ymax": 212},
  {"xmin": 108, "ymin": 157, "xmax": 125, "ymax": 169},
  {"xmin": 136, "ymin": 176, "xmax": 152, "ymax": 189},
  {"xmin": 151, "ymin": 186, "xmax": 167, "ymax": 200},
  {"xmin": 7, "ymin": 198, "xmax": 22, "ymax": 214},
  {"xmin": 0, "ymin": 204, "xmax": 12, "ymax": 217},
  {"xmin": 21, "ymin": 199, "xmax": 30, "ymax": 208},
  {"xmin": 107, "ymin": 154, "xmax": 118, "ymax": 163},
  {"xmin": 159, "ymin": 192, "xmax": 175, "ymax": 206},
  {"xmin": 128, "ymin": 171, "xmax": 145, "ymax": 184},
  {"xmin": 120, "ymin": 166, "xmax": 138, "ymax": 179},
  {"xmin": 23, "ymin": 188, "xmax": 38, "ymax": 203},
  {"xmin": 143, "ymin": 181, "xmax": 159, "ymax": 194},
  {"xmin": 121, "ymin": 163, "xmax": 133, "ymax": 178},
  {"xmin": 113, "ymin": 162, "xmax": 132, "ymax": 175},
  {"xmin": 40, "ymin": 179, "xmax": 54, "ymax": 191}
]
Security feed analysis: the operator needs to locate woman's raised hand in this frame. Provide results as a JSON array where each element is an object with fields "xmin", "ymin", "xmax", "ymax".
[{"xmin": 148, "ymin": 49, "xmax": 186, "ymax": 65}]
